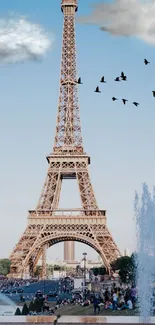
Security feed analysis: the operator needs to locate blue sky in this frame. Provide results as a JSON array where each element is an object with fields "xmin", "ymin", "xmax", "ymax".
[{"xmin": 0, "ymin": 0, "xmax": 155, "ymax": 262}]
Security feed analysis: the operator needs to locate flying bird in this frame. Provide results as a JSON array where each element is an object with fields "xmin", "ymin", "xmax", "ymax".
[
  {"xmin": 152, "ymin": 91, "xmax": 155, "ymax": 97},
  {"xmin": 120, "ymin": 71, "xmax": 127, "ymax": 81},
  {"xmin": 100, "ymin": 76, "xmax": 106, "ymax": 83},
  {"xmin": 95, "ymin": 86, "xmax": 101, "ymax": 93},
  {"xmin": 122, "ymin": 98, "xmax": 128, "ymax": 105},
  {"xmin": 112, "ymin": 97, "xmax": 118, "ymax": 101},
  {"xmin": 77, "ymin": 77, "xmax": 83, "ymax": 84},
  {"xmin": 144, "ymin": 59, "xmax": 150, "ymax": 65},
  {"xmin": 115, "ymin": 77, "xmax": 120, "ymax": 81},
  {"xmin": 133, "ymin": 102, "xmax": 139, "ymax": 107}
]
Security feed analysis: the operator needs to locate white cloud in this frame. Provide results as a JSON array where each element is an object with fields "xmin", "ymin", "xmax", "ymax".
[
  {"xmin": 77, "ymin": 0, "xmax": 155, "ymax": 44},
  {"xmin": 0, "ymin": 17, "xmax": 53, "ymax": 64}
]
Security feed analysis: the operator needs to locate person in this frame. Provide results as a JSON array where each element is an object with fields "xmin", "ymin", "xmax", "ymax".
[
  {"xmin": 112, "ymin": 291, "xmax": 118, "ymax": 310},
  {"xmin": 93, "ymin": 295, "xmax": 100, "ymax": 314},
  {"xmin": 104, "ymin": 288, "xmax": 110, "ymax": 302},
  {"xmin": 131, "ymin": 285, "xmax": 136, "ymax": 308},
  {"xmin": 127, "ymin": 299, "xmax": 133, "ymax": 310},
  {"xmin": 118, "ymin": 299, "xmax": 133, "ymax": 310}
]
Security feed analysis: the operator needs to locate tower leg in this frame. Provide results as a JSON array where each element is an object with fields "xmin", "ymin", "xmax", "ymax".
[
  {"xmin": 42, "ymin": 244, "xmax": 47, "ymax": 279},
  {"xmin": 77, "ymin": 170, "xmax": 98, "ymax": 210}
]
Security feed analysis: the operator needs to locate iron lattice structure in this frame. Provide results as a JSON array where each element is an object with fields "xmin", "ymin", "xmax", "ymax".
[{"xmin": 9, "ymin": 0, "xmax": 121, "ymax": 278}]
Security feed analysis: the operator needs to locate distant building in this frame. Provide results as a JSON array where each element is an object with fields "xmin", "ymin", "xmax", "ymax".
[
  {"xmin": 38, "ymin": 258, "xmax": 102, "ymax": 269},
  {"xmin": 124, "ymin": 248, "xmax": 130, "ymax": 256},
  {"xmin": 64, "ymin": 242, "xmax": 75, "ymax": 262},
  {"xmin": 64, "ymin": 260, "xmax": 102, "ymax": 269}
]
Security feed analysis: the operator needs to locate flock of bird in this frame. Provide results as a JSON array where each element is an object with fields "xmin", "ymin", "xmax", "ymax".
[{"xmin": 77, "ymin": 59, "xmax": 155, "ymax": 106}]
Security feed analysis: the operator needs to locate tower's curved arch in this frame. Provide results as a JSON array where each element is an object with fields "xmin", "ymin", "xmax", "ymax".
[{"xmin": 22, "ymin": 233, "xmax": 111, "ymax": 275}]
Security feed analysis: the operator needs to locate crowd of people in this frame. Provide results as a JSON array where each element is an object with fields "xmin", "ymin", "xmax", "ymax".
[
  {"xmin": 0, "ymin": 278, "xmax": 38, "ymax": 291},
  {"xmin": 49, "ymin": 283, "xmax": 137, "ymax": 315},
  {"xmin": 0, "ymin": 276, "xmax": 138, "ymax": 315},
  {"xmin": 13, "ymin": 282, "xmax": 138, "ymax": 316},
  {"xmin": 91, "ymin": 284, "xmax": 137, "ymax": 314},
  {"xmin": 58, "ymin": 277, "xmax": 74, "ymax": 294}
]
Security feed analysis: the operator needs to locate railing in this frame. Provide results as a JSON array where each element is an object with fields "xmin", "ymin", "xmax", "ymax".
[
  {"xmin": 51, "ymin": 146, "xmax": 85, "ymax": 155},
  {"xmin": 28, "ymin": 209, "xmax": 106, "ymax": 217}
]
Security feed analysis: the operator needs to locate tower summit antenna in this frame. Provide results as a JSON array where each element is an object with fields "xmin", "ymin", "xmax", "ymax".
[{"xmin": 9, "ymin": 0, "xmax": 120, "ymax": 278}]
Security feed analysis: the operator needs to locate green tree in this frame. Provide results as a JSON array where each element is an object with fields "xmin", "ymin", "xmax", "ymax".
[
  {"xmin": 29, "ymin": 301, "xmax": 35, "ymax": 312},
  {"xmin": 34, "ymin": 265, "xmax": 42, "ymax": 277},
  {"xmin": 0, "ymin": 259, "xmax": 11, "ymax": 276},
  {"xmin": 91, "ymin": 266, "xmax": 106, "ymax": 276},
  {"xmin": 22, "ymin": 303, "xmax": 29, "ymax": 315},
  {"xmin": 111, "ymin": 254, "xmax": 136, "ymax": 284},
  {"xmin": 14, "ymin": 307, "xmax": 21, "ymax": 315},
  {"xmin": 33, "ymin": 299, "xmax": 43, "ymax": 313},
  {"xmin": 53, "ymin": 265, "xmax": 61, "ymax": 271},
  {"xmin": 92, "ymin": 268, "xmax": 99, "ymax": 276},
  {"xmin": 99, "ymin": 267, "xmax": 106, "ymax": 275}
]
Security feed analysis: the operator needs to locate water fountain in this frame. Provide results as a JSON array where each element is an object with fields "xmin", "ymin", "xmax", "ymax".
[
  {"xmin": 135, "ymin": 183, "xmax": 155, "ymax": 322},
  {"xmin": 0, "ymin": 293, "xmax": 17, "ymax": 316}
]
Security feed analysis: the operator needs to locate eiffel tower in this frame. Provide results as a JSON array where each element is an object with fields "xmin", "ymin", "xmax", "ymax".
[{"xmin": 9, "ymin": 0, "xmax": 121, "ymax": 278}]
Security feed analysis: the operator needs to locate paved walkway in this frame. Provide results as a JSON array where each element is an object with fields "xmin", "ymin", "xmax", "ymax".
[{"xmin": 0, "ymin": 316, "xmax": 155, "ymax": 324}]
